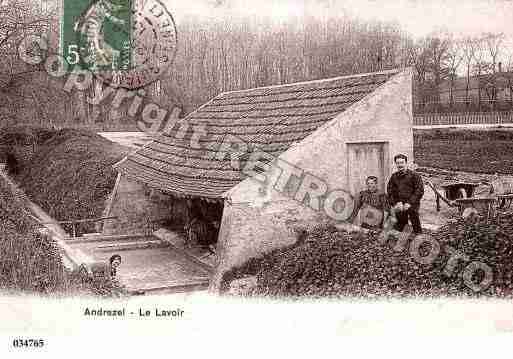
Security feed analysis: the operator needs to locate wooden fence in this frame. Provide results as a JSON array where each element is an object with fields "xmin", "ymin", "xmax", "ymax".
[{"xmin": 414, "ymin": 112, "xmax": 513, "ymax": 127}]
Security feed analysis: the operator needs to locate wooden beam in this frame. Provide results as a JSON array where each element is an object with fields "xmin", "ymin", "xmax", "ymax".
[
  {"xmin": 103, "ymin": 172, "xmax": 121, "ymax": 220},
  {"xmin": 425, "ymin": 180, "xmax": 456, "ymax": 208}
]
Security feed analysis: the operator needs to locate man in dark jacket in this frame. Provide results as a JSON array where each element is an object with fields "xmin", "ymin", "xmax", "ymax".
[{"xmin": 387, "ymin": 154, "xmax": 424, "ymax": 234}]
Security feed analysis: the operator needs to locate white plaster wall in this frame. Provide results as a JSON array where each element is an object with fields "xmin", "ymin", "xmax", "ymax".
[{"xmin": 212, "ymin": 69, "xmax": 414, "ymax": 290}]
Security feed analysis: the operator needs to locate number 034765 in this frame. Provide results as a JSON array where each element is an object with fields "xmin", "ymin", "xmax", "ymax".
[{"xmin": 12, "ymin": 339, "xmax": 45, "ymax": 348}]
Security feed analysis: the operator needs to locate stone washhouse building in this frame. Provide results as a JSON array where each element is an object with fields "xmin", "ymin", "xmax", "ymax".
[{"xmin": 106, "ymin": 68, "xmax": 414, "ymax": 290}]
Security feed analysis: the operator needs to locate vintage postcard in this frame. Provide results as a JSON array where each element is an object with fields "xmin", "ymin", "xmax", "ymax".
[{"xmin": 1, "ymin": 0, "xmax": 513, "ymax": 355}]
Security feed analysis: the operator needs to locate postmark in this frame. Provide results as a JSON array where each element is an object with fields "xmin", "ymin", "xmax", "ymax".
[
  {"xmin": 103, "ymin": 0, "xmax": 178, "ymax": 89},
  {"xmin": 62, "ymin": 0, "xmax": 177, "ymax": 89}
]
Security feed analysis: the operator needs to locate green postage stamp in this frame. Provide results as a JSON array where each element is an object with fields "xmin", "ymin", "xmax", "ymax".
[
  {"xmin": 60, "ymin": 0, "xmax": 177, "ymax": 89},
  {"xmin": 61, "ymin": 0, "xmax": 133, "ymax": 72}
]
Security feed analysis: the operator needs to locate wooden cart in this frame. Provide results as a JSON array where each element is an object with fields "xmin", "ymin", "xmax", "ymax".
[
  {"xmin": 454, "ymin": 197, "xmax": 497, "ymax": 220},
  {"xmin": 427, "ymin": 181, "xmax": 480, "ymax": 212},
  {"xmin": 425, "ymin": 179, "xmax": 497, "ymax": 221}
]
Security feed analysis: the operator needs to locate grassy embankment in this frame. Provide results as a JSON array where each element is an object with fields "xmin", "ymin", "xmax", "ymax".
[
  {"xmin": 0, "ymin": 172, "xmax": 86, "ymax": 295},
  {"xmin": 414, "ymin": 128, "xmax": 513, "ymax": 174},
  {"xmin": 0, "ymin": 126, "xmax": 128, "ymax": 295},
  {"xmin": 3, "ymin": 127, "xmax": 128, "ymax": 234}
]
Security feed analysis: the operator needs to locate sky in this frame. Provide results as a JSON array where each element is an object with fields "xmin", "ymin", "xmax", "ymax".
[
  {"xmin": 334, "ymin": 0, "xmax": 513, "ymax": 39},
  {"xmin": 165, "ymin": 0, "xmax": 513, "ymax": 39}
]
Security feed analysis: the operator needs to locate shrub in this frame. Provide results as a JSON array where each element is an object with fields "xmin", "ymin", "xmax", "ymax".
[
  {"xmin": 224, "ymin": 215, "xmax": 513, "ymax": 299},
  {"xmin": 16, "ymin": 128, "xmax": 127, "ymax": 234},
  {"xmin": 0, "ymin": 174, "xmax": 68, "ymax": 293}
]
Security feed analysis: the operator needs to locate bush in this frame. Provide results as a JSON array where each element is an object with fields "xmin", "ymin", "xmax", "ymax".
[
  {"xmin": 0, "ymin": 174, "xmax": 128, "ymax": 296},
  {"xmin": 16, "ymin": 128, "xmax": 127, "ymax": 234},
  {"xmin": 0, "ymin": 175, "xmax": 68, "ymax": 293},
  {"xmin": 224, "ymin": 216, "xmax": 513, "ymax": 299}
]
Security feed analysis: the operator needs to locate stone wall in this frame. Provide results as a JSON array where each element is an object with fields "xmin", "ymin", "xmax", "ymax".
[
  {"xmin": 211, "ymin": 69, "xmax": 414, "ymax": 290},
  {"xmin": 102, "ymin": 175, "xmax": 188, "ymax": 235}
]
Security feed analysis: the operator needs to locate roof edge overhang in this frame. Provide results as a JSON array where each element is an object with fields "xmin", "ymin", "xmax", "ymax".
[
  {"xmin": 118, "ymin": 170, "xmax": 224, "ymax": 203},
  {"xmin": 218, "ymin": 68, "xmax": 403, "ymax": 97}
]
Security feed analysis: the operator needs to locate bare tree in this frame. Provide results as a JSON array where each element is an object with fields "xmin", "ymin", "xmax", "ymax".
[
  {"xmin": 445, "ymin": 39, "xmax": 463, "ymax": 107},
  {"xmin": 405, "ymin": 39, "xmax": 430, "ymax": 110},
  {"xmin": 504, "ymin": 55, "xmax": 513, "ymax": 107},
  {"xmin": 461, "ymin": 36, "xmax": 478, "ymax": 106},
  {"xmin": 472, "ymin": 39, "xmax": 488, "ymax": 111},
  {"xmin": 0, "ymin": 0, "xmax": 67, "ymax": 127},
  {"xmin": 481, "ymin": 32, "xmax": 506, "ymax": 110},
  {"xmin": 425, "ymin": 33, "xmax": 451, "ymax": 111},
  {"xmin": 483, "ymin": 32, "xmax": 505, "ymax": 73}
]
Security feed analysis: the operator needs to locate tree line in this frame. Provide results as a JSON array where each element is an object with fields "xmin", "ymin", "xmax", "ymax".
[
  {"xmin": 1, "ymin": 0, "xmax": 511, "ymax": 131},
  {"xmin": 409, "ymin": 31, "xmax": 513, "ymax": 113}
]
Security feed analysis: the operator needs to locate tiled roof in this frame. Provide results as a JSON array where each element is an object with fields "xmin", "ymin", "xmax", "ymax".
[{"xmin": 115, "ymin": 69, "xmax": 401, "ymax": 199}]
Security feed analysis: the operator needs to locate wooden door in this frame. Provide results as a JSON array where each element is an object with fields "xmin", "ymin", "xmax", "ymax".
[{"xmin": 347, "ymin": 142, "xmax": 387, "ymax": 196}]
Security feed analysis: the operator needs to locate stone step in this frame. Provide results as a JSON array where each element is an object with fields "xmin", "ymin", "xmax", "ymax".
[{"xmin": 94, "ymin": 240, "xmax": 169, "ymax": 252}]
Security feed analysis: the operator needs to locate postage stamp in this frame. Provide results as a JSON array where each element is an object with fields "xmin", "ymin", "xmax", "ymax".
[
  {"xmin": 61, "ymin": 0, "xmax": 177, "ymax": 89},
  {"xmin": 62, "ymin": 0, "xmax": 133, "ymax": 72}
]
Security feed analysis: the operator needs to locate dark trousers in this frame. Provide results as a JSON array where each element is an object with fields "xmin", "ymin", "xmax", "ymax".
[{"xmin": 394, "ymin": 207, "xmax": 422, "ymax": 234}]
